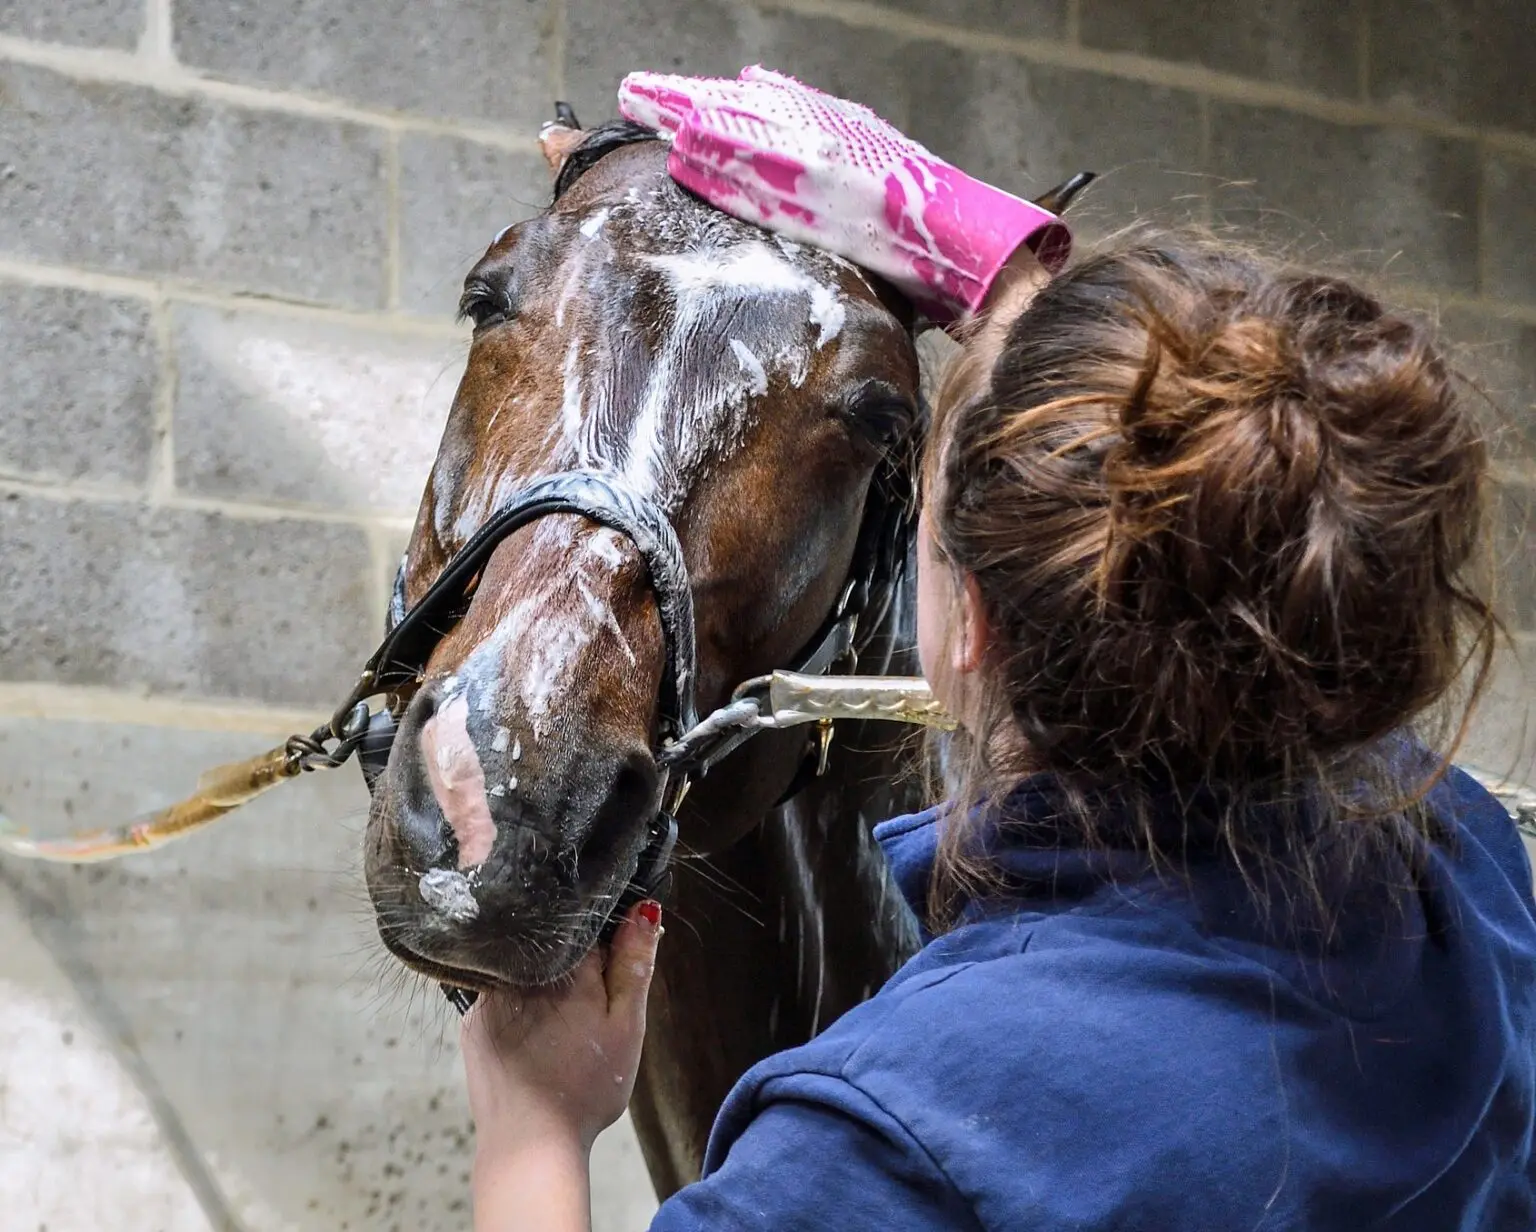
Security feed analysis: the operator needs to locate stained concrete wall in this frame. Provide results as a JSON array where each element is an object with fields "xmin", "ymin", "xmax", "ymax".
[{"xmin": 0, "ymin": 2, "xmax": 1532, "ymax": 1229}]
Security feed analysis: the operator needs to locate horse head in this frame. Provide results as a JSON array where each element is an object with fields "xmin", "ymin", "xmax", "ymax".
[{"xmin": 364, "ymin": 115, "xmax": 923, "ymax": 991}]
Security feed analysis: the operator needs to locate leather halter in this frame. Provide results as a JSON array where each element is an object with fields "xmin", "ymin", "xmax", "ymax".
[{"xmin": 299, "ymin": 460, "xmax": 911, "ymax": 1011}]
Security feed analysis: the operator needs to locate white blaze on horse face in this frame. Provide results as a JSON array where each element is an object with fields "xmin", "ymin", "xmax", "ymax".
[
  {"xmin": 421, "ymin": 694, "xmax": 497, "ymax": 870},
  {"xmin": 451, "ymin": 520, "xmax": 634, "ymax": 744},
  {"xmin": 561, "ymin": 340, "xmax": 592, "ymax": 464},
  {"xmin": 617, "ymin": 239, "xmax": 850, "ymax": 503}
]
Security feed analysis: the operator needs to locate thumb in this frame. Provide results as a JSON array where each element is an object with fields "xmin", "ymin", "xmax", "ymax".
[{"xmin": 605, "ymin": 900, "xmax": 662, "ymax": 1022}]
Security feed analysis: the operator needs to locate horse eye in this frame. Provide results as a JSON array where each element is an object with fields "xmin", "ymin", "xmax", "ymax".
[
  {"xmin": 841, "ymin": 383, "xmax": 915, "ymax": 449},
  {"xmin": 458, "ymin": 277, "xmax": 515, "ymax": 331}
]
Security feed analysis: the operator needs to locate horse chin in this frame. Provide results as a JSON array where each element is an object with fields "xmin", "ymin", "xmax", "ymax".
[
  {"xmin": 366, "ymin": 830, "xmax": 629, "ymax": 991},
  {"xmin": 372, "ymin": 895, "xmax": 611, "ymax": 992}
]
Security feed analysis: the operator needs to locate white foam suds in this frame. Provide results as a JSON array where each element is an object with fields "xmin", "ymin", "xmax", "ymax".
[
  {"xmin": 808, "ymin": 283, "xmax": 846, "ymax": 348},
  {"xmin": 622, "ymin": 239, "xmax": 839, "ymax": 498},
  {"xmin": 561, "ymin": 339, "xmax": 586, "ymax": 451},
  {"xmin": 418, "ymin": 869, "xmax": 480, "ymax": 922},
  {"xmin": 577, "ymin": 575, "xmax": 637, "ymax": 665},
  {"xmin": 588, "ymin": 528, "xmax": 626, "ymax": 569},
  {"xmin": 729, "ymin": 339, "xmax": 769, "ymax": 397},
  {"xmin": 580, "ymin": 207, "xmax": 611, "ymax": 239},
  {"xmin": 641, "ymin": 241, "xmax": 818, "ymax": 299},
  {"xmin": 524, "ymin": 622, "xmax": 589, "ymax": 730}
]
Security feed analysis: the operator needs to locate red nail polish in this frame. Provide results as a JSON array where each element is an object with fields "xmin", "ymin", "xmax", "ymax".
[{"xmin": 637, "ymin": 900, "xmax": 662, "ymax": 927}]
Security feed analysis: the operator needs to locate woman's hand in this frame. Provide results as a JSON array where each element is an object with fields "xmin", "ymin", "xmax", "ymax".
[
  {"xmin": 617, "ymin": 65, "xmax": 1071, "ymax": 324},
  {"xmin": 462, "ymin": 901, "xmax": 663, "ymax": 1232}
]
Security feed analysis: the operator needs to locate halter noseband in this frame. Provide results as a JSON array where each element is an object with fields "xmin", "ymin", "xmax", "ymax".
[{"xmin": 363, "ymin": 470, "xmax": 699, "ymax": 755}]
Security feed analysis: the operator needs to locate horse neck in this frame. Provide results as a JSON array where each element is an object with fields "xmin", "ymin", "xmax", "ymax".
[{"xmin": 630, "ymin": 562, "xmax": 926, "ymax": 1195}]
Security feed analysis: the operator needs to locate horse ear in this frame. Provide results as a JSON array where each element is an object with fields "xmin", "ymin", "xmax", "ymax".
[
  {"xmin": 540, "ymin": 122, "xmax": 586, "ymax": 177},
  {"xmin": 541, "ymin": 100, "xmax": 586, "ymax": 179},
  {"xmin": 1032, "ymin": 171, "xmax": 1096, "ymax": 216}
]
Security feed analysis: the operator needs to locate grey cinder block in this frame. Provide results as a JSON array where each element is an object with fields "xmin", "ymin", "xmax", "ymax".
[
  {"xmin": 1080, "ymin": 0, "xmax": 1360, "ymax": 98},
  {"xmin": 170, "ymin": 302, "xmax": 460, "ymax": 515},
  {"xmin": 1368, "ymin": 0, "xmax": 1536, "ymax": 136},
  {"xmin": 566, "ymin": 0, "xmax": 754, "ymax": 122},
  {"xmin": 0, "ymin": 0, "xmax": 141, "ymax": 48},
  {"xmin": 1439, "ymin": 306, "xmax": 1536, "ymax": 464},
  {"xmin": 1494, "ymin": 482, "xmax": 1536, "ymax": 632},
  {"xmin": 907, "ymin": 54, "xmax": 1206, "ymax": 235},
  {"xmin": 0, "ymin": 63, "xmax": 388, "ymax": 308},
  {"xmin": 0, "ymin": 283, "xmax": 157, "ymax": 486},
  {"xmin": 1209, "ymin": 104, "xmax": 1479, "ymax": 292},
  {"xmin": 0, "ymin": 493, "xmax": 378, "ymax": 707},
  {"xmin": 862, "ymin": 0, "xmax": 1066, "ymax": 40},
  {"xmin": 173, "ymin": 0, "xmax": 558, "ymax": 129},
  {"xmin": 1483, "ymin": 153, "xmax": 1536, "ymax": 307},
  {"xmin": 749, "ymin": 13, "xmax": 966, "ymax": 135}
]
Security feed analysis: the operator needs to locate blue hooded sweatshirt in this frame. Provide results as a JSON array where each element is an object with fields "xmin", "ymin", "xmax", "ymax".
[{"xmin": 649, "ymin": 765, "xmax": 1536, "ymax": 1230}]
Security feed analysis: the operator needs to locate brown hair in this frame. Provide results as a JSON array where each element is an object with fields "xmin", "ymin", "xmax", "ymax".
[{"xmin": 924, "ymin": 233, "xmax": 1499, "ymax": 924}]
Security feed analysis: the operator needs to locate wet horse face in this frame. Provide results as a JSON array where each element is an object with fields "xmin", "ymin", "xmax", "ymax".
[{"xmin": 365, "ymin": 125, "xmax": 920, "ymax": 990}]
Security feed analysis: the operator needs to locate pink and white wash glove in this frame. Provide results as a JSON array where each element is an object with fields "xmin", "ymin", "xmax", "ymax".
[{"xmin": 618, "ymin": 66, "xmax": 1075, "ymax": 324}]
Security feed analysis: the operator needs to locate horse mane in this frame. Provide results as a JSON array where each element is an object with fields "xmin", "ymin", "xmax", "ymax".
[{"xmin": 552, "ymin": 119, "xmax": 659, "ymax": 202}]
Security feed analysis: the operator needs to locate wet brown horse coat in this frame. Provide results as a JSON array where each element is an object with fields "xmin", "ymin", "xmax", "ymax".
[{"xmin": 365, "ymin": 124, "xmax": 924, "ymax": 1191}]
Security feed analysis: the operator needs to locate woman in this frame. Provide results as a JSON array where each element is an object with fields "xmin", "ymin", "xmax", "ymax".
[{"xmin": 461, "ymin": 70, "xmax": 1536, "ymax": 1230}]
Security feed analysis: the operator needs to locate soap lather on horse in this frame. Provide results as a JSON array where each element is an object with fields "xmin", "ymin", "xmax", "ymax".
[{"xmin": 460, "ymin": 68, "xmax": 1536, "ymax": 1230}]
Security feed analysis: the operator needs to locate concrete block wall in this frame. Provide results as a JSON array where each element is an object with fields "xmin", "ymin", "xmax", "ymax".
[{"xmin": 0, "ymin": 2, "xmax": 1531, "ymax": 1228}]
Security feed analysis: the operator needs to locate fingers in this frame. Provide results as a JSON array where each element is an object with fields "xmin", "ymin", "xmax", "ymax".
[{"xmin": 604, "ymin": 899, "xmax": 662, "ymax": 1024}]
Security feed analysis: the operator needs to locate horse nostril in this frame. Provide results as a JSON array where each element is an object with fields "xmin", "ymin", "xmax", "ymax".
[
  {"xmin": 574, "ymin": 750, "xmax": 660, "ymax": 888},
  {"xmin": 607, "ymin": 754, "xmax": 659, "ymax": 821},
  {"xmin": 415, "ymin": 688, "xmax": 438, "ymax": 722},
  {"xmin": 382, "ymin": 682, "xmax": 459, "ymax": 868}
]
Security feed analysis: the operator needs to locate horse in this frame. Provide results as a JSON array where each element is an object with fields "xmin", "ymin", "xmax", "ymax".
[{"xmin": 363, "ymin": 114, "xmax": 932, "ymax": 1192}]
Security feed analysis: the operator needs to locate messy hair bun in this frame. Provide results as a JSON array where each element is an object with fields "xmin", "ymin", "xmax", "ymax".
[{"xmin": 927, "ymin": 235, "xmax": 1497, "ymax": 890}]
